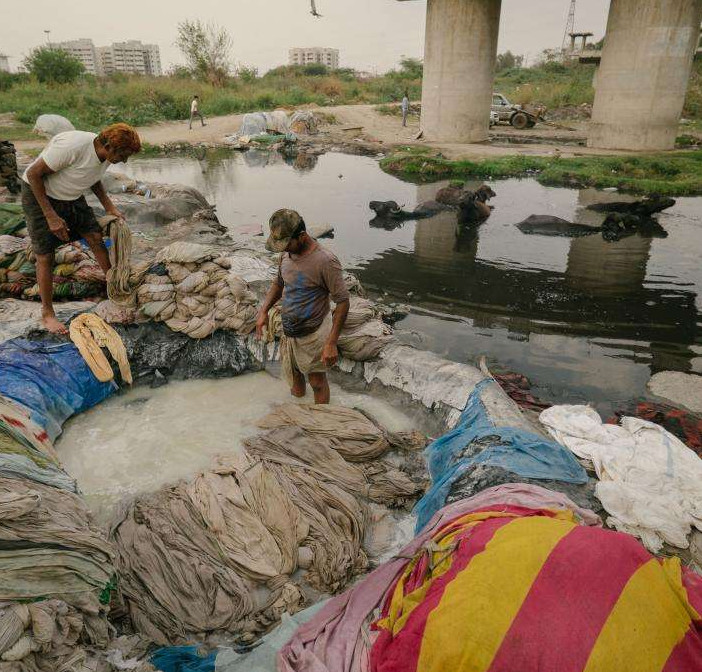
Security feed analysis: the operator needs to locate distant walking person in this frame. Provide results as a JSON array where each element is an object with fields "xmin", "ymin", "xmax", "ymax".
[
  {"xmin": 401, "ymin": 91, "xmax": 410, "ymax": 127},
  {"xmin": 189, "ymin": 95, "xmax": 206, "ymax": 130}
]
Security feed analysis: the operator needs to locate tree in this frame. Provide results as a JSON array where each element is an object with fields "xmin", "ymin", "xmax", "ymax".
[
  {"xmin": 495, "ymin": 51, "xmax": 524, "ymax": 72},
  {"xmin": 175, "ymin": 19, "xmax": 232, "ymax": 87},
  {"xmin": 23, "ymin": 47, "xmax": 84, "ymax": 84},
  {"xmin": 398, "ymin": 57, "xmax": 423, "ymax": 79}
]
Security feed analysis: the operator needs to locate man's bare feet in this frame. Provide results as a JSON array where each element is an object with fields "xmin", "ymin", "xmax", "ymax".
[{"xmin": 42, "ymin": 314, "xmax": 68, "ymax": 335}]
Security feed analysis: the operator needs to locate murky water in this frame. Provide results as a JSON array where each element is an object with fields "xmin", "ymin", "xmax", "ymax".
[
  {"xmin": 117, "ymin": 151, "xmax": 702, "ymax": 412},
  {"xmin": 58, "ymin": 372, "xmax": 417, "ymax": 523}
]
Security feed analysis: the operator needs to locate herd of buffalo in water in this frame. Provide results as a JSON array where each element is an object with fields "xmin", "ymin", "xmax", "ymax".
[{"xmin": 369, "ymin": 185, "xmax": 674, "ymax": 242}]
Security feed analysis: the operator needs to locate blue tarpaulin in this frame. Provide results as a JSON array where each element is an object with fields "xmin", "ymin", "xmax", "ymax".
[
  {"xmin": 0, "ymin": 338, "xmax": 116, "ymax": 441},
  {"xmin": 414, "ymin": 379, "xmax": 588, "ymax": 532},
  {"xmin": 151, "ymin": 646, "xmax": 216, "ymax": 672}
]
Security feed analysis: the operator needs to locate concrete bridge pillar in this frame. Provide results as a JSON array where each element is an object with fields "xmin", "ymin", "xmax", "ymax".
[
  {"xmin": 589, "ymin": 0, "xmax": 702, "ymax": 151},
  {"xmin": 421, "ymin": 0, "xmax": 502, "ymax": 142}
]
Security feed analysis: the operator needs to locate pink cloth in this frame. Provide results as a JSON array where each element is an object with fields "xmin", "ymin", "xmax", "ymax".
[{"xmin": 277, "ymin": 483, "xmax": 600, "ymax": 672}]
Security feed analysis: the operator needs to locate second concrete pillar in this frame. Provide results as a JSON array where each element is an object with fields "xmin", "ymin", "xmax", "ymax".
[
  {"xmin": 589, "ymin": 0, "xmax": 702, "ymax": 150},
  {"xmin": 421, "ymin": 0, "xmax": 502, "ymax": 142}
]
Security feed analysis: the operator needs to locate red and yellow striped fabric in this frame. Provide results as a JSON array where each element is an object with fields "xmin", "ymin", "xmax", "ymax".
[{"xmin": 371, "ymin": 506, "xmax": 702, "ymax": 672}]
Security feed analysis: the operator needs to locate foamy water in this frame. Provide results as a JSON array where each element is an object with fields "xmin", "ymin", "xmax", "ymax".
[{"xmin": 57, "ymin": 372, "xmax": 416, "ymax": 523}]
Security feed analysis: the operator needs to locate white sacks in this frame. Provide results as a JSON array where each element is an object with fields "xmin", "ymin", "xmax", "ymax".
[{"xmin": 540, "ymin": 404, "xmax": 702, "ymax": 552}]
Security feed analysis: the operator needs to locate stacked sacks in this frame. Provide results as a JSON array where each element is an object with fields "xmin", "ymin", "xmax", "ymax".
[
  {"xmin": 0, "ymin": 204, "xmax": 106, "ymax": 300},
  {"xmin": 278, "ymin": 484, "xmax": 702, "ymax": 672},
  {"xmin": 135, "ymin": 242, "xmax": 257, "ymax": 340},
  {"xmin": 110, "ymin": 405, "xmax": 426, "ymax": 646}
]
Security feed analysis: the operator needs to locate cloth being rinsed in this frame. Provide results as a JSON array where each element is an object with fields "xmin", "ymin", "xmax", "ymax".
[
  {"xmin": 100, "ymin": 215, "xmax": 147, "ymax": 307},
  {"xmin": 69, "ymin": 313, "xmax": 132, "ymax": 384}
]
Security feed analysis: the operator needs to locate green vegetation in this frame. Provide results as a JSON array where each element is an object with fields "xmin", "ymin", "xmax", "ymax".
[
  {"xmin": 23, "ymin": 47, "xmax": 85, "ymax": 84},
  {"xmin": 381, "ymin": 148, "xmax": 702, "ymax": 196},
  {"xmin": 0, "ymin": 59, "xmax": 422, "ymax": 133}
]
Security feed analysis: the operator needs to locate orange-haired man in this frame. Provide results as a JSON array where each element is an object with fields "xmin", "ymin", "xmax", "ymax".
[{"xmin": 22, "ymin": 123, "xmax": 141, "ymax": 333}]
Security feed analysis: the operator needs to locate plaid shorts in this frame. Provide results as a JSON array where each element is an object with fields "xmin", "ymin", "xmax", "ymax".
[{"xmin": 21, "ymin": 181, "xmax": 101, "ymax": 255}]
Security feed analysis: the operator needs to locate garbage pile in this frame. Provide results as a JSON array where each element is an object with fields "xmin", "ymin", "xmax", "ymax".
[
  {"xmin": 0, "ymin": 141, "xmax": 20, "ymax": 195},
  {"xmin": 109, "ymin": 403, "xmax": 426, "ymax": 646},
  {"xmin": 225, "ymin": 110, "xmax": 319, "ymax": 148}
]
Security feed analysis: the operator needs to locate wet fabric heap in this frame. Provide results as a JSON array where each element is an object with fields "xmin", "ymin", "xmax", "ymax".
[
  {"xmin": 278, "ymin": 483, "xmax": 702, "ymax": 672},
  {"xmin": 0, "ymin": 342, "xmax": 118, "ymax": 671},
  {"xmin": 541, "ymin": 404, "xmax": 702, "ymax": 553},
  {"xmin": 101, "ymin": 173, "xmax": 219, "ymax": 226},
  {"xmin": 0, "ymin": 204, "xmax": 106, "ymax": 301},
  {"xmin": 413, "ymin": 377, "xmax": 589, "ymax": 532},
  {"xmin": 109, "ymin": 405, "xmax": 426, "ymax": 647}
]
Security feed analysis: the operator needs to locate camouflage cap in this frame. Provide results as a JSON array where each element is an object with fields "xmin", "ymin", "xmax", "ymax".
[{"xmin": 266, "ymin": 209, "xmax": 304, "ymax": 252}]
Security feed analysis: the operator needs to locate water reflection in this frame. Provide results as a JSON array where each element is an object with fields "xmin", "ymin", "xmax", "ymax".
[{"xmin": 117, "ymin": 151, "xmax": 702, "ymax": 408}]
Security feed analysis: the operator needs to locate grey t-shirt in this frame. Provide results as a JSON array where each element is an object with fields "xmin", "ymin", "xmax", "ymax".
[{"xmin": 276, "ymin": 244, "xmax": 350, "ymax": 337}]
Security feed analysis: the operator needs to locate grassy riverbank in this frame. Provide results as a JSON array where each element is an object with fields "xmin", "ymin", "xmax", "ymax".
[
  {"xmin": 381, "ymin": 149, "xmax": 702, "ymax": 196},
  {"xmin": 1, "ymin": 59, "xmax": 699, "ymax": 137}
]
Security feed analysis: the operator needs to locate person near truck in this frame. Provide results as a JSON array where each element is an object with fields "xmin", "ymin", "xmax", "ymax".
[
  {"xmin": 256, "ymin": 209, "xmax": 349, "ymax": 404},
  {"xmin": 189, "ymin": 95, "xmax": 206, "ymax": 130},
  {"xmin": 21, "ymin": 123, "xmax": 141, "ymax": 334}
]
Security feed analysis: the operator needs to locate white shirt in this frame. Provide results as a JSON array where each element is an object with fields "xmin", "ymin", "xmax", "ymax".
[
  {"xmin": 22, "ymin": 131, "xmax": 109, "ymax": 201},
  {"xmin": 191, "ymin": 99, "xmax": 199, "ymax": 113},
  {"xmin": 401, "ymin": 97, "xmax": 410, "ymax": 112}
]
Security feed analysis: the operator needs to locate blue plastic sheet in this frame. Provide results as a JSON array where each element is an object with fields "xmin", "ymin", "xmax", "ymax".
[
  {"xmin": 414, "ymin": 379, "xmax": 588, "ymax": 532},
  {"xmin": 151, "ymin": 646, "xmax": 216, "ymax": 672},
  {"xmin": 0, "ymin": 339, "xmax": 116, "ymax": 441}
]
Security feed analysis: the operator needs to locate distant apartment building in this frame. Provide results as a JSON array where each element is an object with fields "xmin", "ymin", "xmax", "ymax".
[
  {"xmin": 0, "ymin": 54, "xmax": 9, "ymax": 73},
  {"xmin": 52, "ymin": 38, "xmax": 100, "ymax": 75},
  {"xmin": 98, "ymin": 40, "xmax": 162, "ymax": 76},
  {"xmin": 289, "ymin": 47, "xmax": 339, "ymax": 69},
  {"xmin": 49, "ymin": 39, "xmax": 161, "ymax": 76}
]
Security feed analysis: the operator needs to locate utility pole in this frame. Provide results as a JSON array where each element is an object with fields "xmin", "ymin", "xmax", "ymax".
[{"xmin": 561, "ymin": 0, "xmax": 576, "ymax": 52}]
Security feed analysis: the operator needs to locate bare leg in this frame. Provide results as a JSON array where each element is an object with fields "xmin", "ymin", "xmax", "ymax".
[
  {"xmin": 290, "ymin": 368, "xmax": 306, "ymax": 398},
  {"xmin": 200, "ymin": 113, "xmax": 206, "ymax": 127},
  {"xmin": 189, "ymin": 113, "xmax": 193, "ymax": 130},
  {"xmin": 36, "ymin": 252, "xmax": 66, "ymax": 334},
  {"xmin": 83, "ymin": 232, "xmax": 111, "ymax": 274},
  {"xmin": 308, "ymin": 372, "xmax": 330, "ymax": 404}
]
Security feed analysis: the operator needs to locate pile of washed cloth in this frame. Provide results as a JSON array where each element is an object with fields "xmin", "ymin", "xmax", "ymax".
[
  {"xmin": 0, "ymin": 340, "xmax": 119, "ymax": 671},
  {"xmin": 541, "ymin": 404, "xmax": 702, "ymax": 554},
  {"xmin": 110, "ymin": 403, "xmax": 426, "ymax": 646},
  {"xmin": 132, "ymin": 241, "xmax": 393, "ymax": 362},
  {"xmin": 0, "ymin": 204, "xmax": 106, "ymax": 301},
  {"xmin": 277, "ymin": 482, "xmax": 702, "ymax": 672}
]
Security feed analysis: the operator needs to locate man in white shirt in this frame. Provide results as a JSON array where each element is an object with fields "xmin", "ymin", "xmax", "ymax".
[
  {"xmin": 189, "ymin": 95, "xmax": 206, "ymax": 130},
  {"xmin": 21, "ymin": 122, "xmax": 141, "ymax": 334}
]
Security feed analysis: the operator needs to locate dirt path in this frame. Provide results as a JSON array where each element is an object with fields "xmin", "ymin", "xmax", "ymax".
[{"xmin": 12, "ymin": 103, "xmax": 657, "ymax": 159}]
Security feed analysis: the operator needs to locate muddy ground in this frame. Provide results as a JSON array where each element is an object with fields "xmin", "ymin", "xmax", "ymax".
[{"xmin": 13, "ymin": 102, "xmax": 694, "ymax": 161}]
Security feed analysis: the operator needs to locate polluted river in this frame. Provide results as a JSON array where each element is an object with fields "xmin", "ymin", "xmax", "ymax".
[{"xmin": 110, "ymin": 149, "xmax": 702, "ymax": 412}]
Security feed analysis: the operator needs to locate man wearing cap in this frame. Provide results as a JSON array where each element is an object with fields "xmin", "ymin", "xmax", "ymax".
[{"xmin": 256, "ymin": 209, "xmax": 349, "ymax": 404}]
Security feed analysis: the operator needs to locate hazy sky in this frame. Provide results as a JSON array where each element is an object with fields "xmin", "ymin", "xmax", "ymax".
[{"xmin": 1, "ymin": 0, "xmax": 611, "ymax": 73}]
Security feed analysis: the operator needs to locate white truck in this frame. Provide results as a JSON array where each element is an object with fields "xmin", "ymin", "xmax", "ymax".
[{"xmin": 491, "ymin": 93, "xmax": 543, "ymax": 129}]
